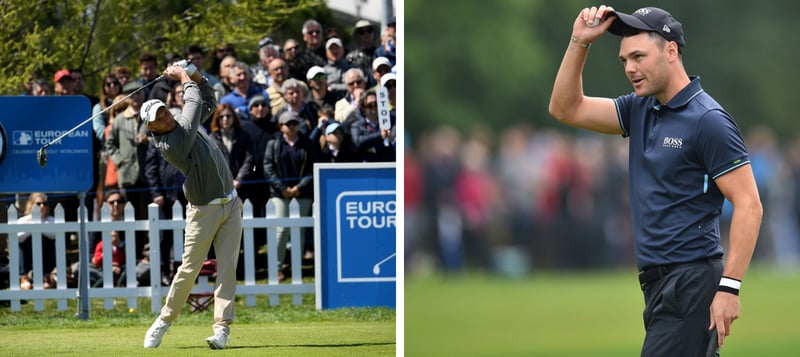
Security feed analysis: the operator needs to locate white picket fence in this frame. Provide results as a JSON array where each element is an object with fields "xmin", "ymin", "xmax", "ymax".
[{"xmin": 0, "ymin": 198, "xmax": 315, "ymax": 313}]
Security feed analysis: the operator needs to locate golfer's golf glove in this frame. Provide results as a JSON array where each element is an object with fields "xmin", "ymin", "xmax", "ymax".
[{"xmin": 173, "ymin": 60, "xmax": 197, "ymax": 77}]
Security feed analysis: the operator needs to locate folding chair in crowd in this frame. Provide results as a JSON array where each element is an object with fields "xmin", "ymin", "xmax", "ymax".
[{"xmin": 186, "ymin": 259, "xmax": 216, "ymax": 313}]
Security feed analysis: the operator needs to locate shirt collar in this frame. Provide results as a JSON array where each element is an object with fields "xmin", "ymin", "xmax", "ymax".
[{"xmin": 662, "ymin": 76, "xmax": 704, "ymax": 109}]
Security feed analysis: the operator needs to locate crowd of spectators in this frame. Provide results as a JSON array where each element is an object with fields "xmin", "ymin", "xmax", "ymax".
[
  {"xmin": 2, "ymin": 16, "xmax": 398, "ymax": 289},
  {"xmin": 405, "ymin": 123, "xmax": 800, "ymax": 276}
]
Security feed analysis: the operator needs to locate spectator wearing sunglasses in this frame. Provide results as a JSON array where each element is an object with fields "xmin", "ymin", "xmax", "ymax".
[
  {"xmin": 301, "ymin": 19, "xmax": 326, "ymax": 61},
  {"xmin": 347, "ymin": 20, "xmax": 379, "ymax": 87},
  {"xmin": 350, "ymin": 88, "xmax": 395, "ymax": 162},
  {"xmin": 92, "ymin": 73, "xmax": 123, "ymax": 142},
  {"xmin": 334, "ymin": 68, "xmax": 367, "ymax": 123},
  {"xmin": 263, "ymin": 111, "xmax": 321, "ymax": 281},
  {"xmin": 88, "ymin": 190, "xmax": 127, "ymax": 254},
  {"xmin": 15, "ymin": 192, "xmax": 57, "ymax": 279},
  {"xmin": 306, "ymin": 66, "xmax": 343, "ymax": 110}
]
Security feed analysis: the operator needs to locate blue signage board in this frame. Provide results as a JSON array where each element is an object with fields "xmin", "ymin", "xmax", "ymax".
[
  {"xmin": 0, "ymin": 96, "xmax": 93, "ymax": 193},
  {"xmin": 314, "ymin": 163, "xmax": 396, "ymax": 309}
]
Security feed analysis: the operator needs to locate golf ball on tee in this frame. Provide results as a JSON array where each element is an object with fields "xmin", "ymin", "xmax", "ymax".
[{"xmin": 587, "ymin": 18, "xmax": 600, "ymax": 27}]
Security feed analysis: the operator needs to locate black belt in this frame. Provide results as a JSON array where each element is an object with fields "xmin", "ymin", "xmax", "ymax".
[{"xmin": 638, "ymin": 256, "xmax": 722, "ymax": 289}]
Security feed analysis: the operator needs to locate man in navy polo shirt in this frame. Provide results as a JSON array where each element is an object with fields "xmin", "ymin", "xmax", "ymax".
[{"xmin": 549, "ymin": 5, "xmax": 762, "ymax": 356}]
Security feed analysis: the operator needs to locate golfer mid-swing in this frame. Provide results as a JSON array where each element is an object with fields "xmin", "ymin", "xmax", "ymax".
[
  {"xmin": 141, "ymin": 61, "xmax": 243, "ymax": 350},
  {"xmin": 549, "ymin": 5, "xmax": 762, "ymax": 356}
]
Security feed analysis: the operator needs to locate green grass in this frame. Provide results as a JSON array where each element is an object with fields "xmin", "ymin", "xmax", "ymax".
[
  {"xmin": 404, "ymin": 266, "xmax": 800, "ymax": 357},
  {"xmin": 0, "ymin": 294, "xmax": 395, "ymax": 356}
]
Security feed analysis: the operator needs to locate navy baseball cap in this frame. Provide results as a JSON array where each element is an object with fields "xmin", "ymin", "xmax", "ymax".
[{"xmin": 608, "ymin": 7, "xmax": 685, "ymax": 51}]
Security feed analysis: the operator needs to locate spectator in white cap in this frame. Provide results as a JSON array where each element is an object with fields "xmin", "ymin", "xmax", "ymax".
[
  {"xmin": 306, "ymin": 65, "xmax": 342, "ymax": 109},
  {"xmin": 371, "ymin": 57, "xmax": 392, "ymax": 90},
  {"xmin": 381, "ymin": 72, "xmax": 397, "ymax": 109},
  {"xmin": 352, "ymin": 20, "xmax": 377, "ymax": 56},
  {"xmin": 323, "ymin": 37, "xmax": 352, "ymax": 94}
]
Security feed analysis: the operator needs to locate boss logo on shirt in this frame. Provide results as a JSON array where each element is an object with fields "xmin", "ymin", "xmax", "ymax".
[{"xmin": 662, "ymin": 137, "xmax": 683, "ymax": 149}]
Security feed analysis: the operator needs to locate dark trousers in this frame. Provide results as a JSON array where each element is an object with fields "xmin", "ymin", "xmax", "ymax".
[{"xmin": 640, "ymin": 258, "xmax": 723, "ymax": 357}]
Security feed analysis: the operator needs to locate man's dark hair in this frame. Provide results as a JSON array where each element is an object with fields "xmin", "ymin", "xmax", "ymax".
[
  {"xmin": 186, "ymin": 45, "xmax": 204, "ymax": 57},
  {"xmin": 139, "ymin": 52, "xmax": 158, "ymax": 65}
]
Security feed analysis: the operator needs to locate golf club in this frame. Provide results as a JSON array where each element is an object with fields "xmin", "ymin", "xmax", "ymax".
[{"xmin": 36, "ymin": 74, "xmax": 164, "ymax": 168}]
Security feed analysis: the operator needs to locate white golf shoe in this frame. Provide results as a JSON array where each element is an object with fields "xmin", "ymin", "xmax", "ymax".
[
  {"xmin": 205, "ymin": 332, "xmax": 229, "ymax": 349},
  {"xmin": 143, "ymin": 318, "xmax": 171, "ymax": 348}
]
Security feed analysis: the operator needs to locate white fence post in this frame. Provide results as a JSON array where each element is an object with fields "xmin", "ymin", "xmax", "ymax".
[
  {"xmin": 54, "ymin": 203, "xmax": 68, "ymax": 311},
  {"xmin": 0, "ymin": 195, "xmax": 315, "ymax": 313},
  {"xmin": 288, "ymin": 198, "xmax": 303, "ymax": 306},
  {"xmin": 123, "ymin": 202, "xmax": 139, "ymax": 310},
  {"xmin": 99, "ymin": 202, "xmax": 113, "ymax": 310},
  {"xmin": 7, "ymin": 204, "xmax": 21, "ymax": 311},
  {"xmin": 266, "ymin": 198, "xmax": 280, "ymax": 307},
  {"xmin": 241, "ymin": 199, "xmax": 257, "ymax": 306},
  {"xmin": 147, "ymin": 203, "xmax": 162, "ymax": 314}
]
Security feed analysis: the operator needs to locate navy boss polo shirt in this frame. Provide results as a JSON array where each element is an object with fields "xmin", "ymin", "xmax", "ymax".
[{"xmin": 614, "ymin": 76, "xmax": 749, "ymax": 270}]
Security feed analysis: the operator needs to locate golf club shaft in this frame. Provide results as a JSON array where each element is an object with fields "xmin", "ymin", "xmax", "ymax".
[{"xmin": 40, "ymin": 75, "xmax": 163, "ymax": 149}]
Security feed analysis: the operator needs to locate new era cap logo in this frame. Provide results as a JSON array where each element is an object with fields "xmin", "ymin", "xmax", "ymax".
[{"xmin": 663, "ymin": 25, "xmax": 671, "ymax": 33}]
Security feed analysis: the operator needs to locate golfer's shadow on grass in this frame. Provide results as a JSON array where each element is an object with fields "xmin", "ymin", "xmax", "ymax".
[{"xmin": 178, "ymin": 342, "xmax": 396, "ymax": 349}]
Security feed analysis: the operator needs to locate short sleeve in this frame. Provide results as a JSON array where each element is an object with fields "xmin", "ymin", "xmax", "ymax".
[
  {"xmin": 614, "ymin": 93, "xmax": 635, "ymax": 138},
  {"xmin": 695, "ymin": 110, "xmax": 749, "ymax": 179}
]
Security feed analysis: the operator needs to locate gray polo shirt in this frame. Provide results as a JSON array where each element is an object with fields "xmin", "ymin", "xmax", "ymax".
[{"xmin": 152, "ymin": 78, "xmax": 234, "ymax": 206}]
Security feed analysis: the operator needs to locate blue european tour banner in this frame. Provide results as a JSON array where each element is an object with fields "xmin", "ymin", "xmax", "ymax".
[
  {"xmin": 0, "ymin": 96, "xmax": 93, "ymax": 193},
  {"xmin": 314, "ymin": 163, "xmax": 396, "ymax": 309}
]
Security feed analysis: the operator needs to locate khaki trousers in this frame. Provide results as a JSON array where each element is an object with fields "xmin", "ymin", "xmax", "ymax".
[{"xmin": 159, "ymin": 197, "xmax": 243, "ymax": 335}]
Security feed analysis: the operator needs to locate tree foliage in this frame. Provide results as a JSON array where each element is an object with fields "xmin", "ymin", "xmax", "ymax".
[
  {"xmin": 0, "ymin": 0, "xmax": 327, "ymax": 95},
  {"xmin": 406, "ymin": 0, "xmax": 800, "ymax": 142}
]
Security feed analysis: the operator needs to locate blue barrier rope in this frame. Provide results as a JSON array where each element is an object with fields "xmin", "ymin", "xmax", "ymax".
[{"xmin": 0, "ymin": 175, "xmax": 314, "ymax": 204}]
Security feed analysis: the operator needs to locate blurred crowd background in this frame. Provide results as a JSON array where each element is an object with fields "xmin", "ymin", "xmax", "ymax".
[{"xmin": 404, "ymin": 124, "xmax": 800, "ymax": 275}]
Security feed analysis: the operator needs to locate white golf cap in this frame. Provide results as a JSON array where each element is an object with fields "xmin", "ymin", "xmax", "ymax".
[
  {"xmin": 325, "ymin": 122, "xmax": 341, "ymax": 136},
  {"xmin": 141, "ymin": 99, "xmax": 166, "ymax": 123},
  {"xmin": 380, "ymin": 72, "xmax": 396, "ymax": 88},
  {"xmin": 306, "ymin": 66, "xmax": 326, "ymax": 81},
  {"xmin": 372, "ymin": 57, "xmax": 391, "ymax": 71},
  {"xmin": 325, "ymin": 37, "xmax": 343, "ymax": 49},
  {"xmin": 354, "ymin": 20, "xmax": 372, "ymax": 29}
]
